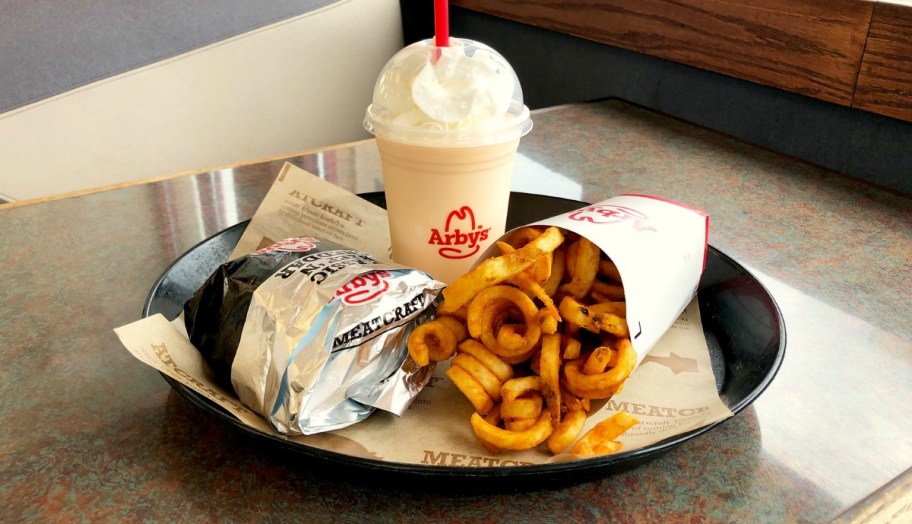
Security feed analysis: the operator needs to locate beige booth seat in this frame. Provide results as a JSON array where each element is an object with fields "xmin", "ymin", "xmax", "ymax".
[{"xmin": 0, "ymin": 0, "xmax": 403, "ymax": 202}]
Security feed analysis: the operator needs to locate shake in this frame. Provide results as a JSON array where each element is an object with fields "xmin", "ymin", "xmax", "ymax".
[{"xmin": 364, "ymin": 38, "xmax": 532, "ymax": 284}]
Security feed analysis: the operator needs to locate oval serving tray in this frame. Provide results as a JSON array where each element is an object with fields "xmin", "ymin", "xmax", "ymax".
[{"xmin": 144, "ymin": 192, "xmax": 785, "ymax": 487}]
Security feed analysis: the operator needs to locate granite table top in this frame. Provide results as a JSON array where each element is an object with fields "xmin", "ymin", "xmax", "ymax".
[{"xmin": 1, "ymin": 100, "xmax": 910, "ymax": 523}]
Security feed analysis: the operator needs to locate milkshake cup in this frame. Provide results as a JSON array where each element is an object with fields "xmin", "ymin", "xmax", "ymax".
[{"xmin": 363, "ymin": 38, "xmax": 532, "ymax": 284}]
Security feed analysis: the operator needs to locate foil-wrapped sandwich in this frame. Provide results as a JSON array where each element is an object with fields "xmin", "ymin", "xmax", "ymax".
[{"xmin": 183, "ymin": 237, "xmax": 445, "ymax": 435}]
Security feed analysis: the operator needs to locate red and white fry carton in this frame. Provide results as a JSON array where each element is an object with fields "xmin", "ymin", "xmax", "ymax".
[{"xmin": 479, "ymin": 194, "xmax": 709, "ymax": 365}]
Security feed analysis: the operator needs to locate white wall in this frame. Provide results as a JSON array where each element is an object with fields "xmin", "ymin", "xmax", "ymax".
[{"xmin": 0, "ymin": 0, "xmax": 402, "ymax": 201}]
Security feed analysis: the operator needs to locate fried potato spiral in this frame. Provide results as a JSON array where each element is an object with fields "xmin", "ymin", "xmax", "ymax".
[{"xmin": 409, "ymin": 226, "xmax": 640, "ymax": 455}]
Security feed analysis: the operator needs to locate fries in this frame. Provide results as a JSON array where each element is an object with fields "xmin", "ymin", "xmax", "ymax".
[
  {"xmin": 408, "ymin": 226, "xmax": 640, "ymax": 456},
  {"xmin": 466, "ymin": 285, "xmax": 542, "ymax": 358},
  {"xmin": 470, "ymin": 411, "xmax": 553, "ymax": 451},
  {"xmin": 571, "ymin": 412, "xmax": 639, "ymax": 456},
  {"xmin": 539, "ymin": 333, "xmax": 562, "ymax": 425},
  {"xmin": 546, "ymin": 410, "xmax": 587, "ymax": 455},
  {"xmin": 563, "ymin": 339, "xmax": 636, "ymax": 399},
  {"xmin": 407, "ymin": 316, "xmax": 462, "ymax": 366},
  {"xmin": 560, "ymin": 237, "xmax": 600, "ymax": 299},
  {"xmin": 438, "ymin": 227, "xmax": 564, "ymax": 314}
]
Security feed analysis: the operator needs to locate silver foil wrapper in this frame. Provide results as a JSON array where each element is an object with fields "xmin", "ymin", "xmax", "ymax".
[{"xmin": 186, "ymin": 239, "xmax": 444, "ymax": 435}]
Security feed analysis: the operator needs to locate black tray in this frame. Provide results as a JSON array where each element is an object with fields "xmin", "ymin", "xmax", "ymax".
[{"xmin": 144, "ymin": 192, "xmax": 785, "ymax": 486}]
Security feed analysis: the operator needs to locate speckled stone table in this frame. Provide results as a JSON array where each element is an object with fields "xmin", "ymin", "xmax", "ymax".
[{"xmin": 1, "ymin": 100, "xmax": 910, "ymax": 523}]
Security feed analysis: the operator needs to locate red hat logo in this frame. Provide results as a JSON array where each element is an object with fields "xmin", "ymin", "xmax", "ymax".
[
  {"xmin": 335, "ymin": 270, "xmax": 393, "ymax": 305},
  {"xmin": 569, "ymin": 205, "xmax": 656, "ymax": 232},
  {"xmin": 427, "ymin": 206, "xmax": 491, "ymax": 260},
  {"xmin": 253, "ymin": 237, "xmax": 319, "ymax": 255}
]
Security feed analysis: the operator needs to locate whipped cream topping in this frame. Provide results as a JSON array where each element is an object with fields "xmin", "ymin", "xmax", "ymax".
[{"xmin": 365, "ymin": 38, "xmax": 531, "ymax": 146}]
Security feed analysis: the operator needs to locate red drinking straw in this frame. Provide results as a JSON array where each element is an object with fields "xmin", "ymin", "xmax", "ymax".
[{"xmin": 434, "ymin": 0, "xmax": 450, "ymax": 47}]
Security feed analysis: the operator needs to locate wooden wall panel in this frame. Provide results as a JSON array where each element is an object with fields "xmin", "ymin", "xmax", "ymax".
[
  {"xmin": 853, "ymin": 2, "xmax": 912, "ymax": 121},
  {"xmin": 451, "ymin": 0, "xmax": 873, "ymax": 106}
]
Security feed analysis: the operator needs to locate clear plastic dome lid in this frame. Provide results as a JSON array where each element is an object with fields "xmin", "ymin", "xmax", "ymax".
[{"xmin": 364, "ymin": 38, "xmax": 532, "ymax": 147}]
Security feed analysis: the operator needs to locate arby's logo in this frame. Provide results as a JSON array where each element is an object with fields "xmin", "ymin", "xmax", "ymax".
[
  {"xmin": 254, "ymin": 237, "xmax": 319, "ymax": 255},
  {"xmin": 335, "ymin": 270, "xmax": 393, "ymax": 305},
  {"xmin": 568, "ymin": 205, "xmax": 657, "ymax": 232},
  {"xmin": 427, "ymin": 206, "xmax": 491, "ymax": 260}
]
